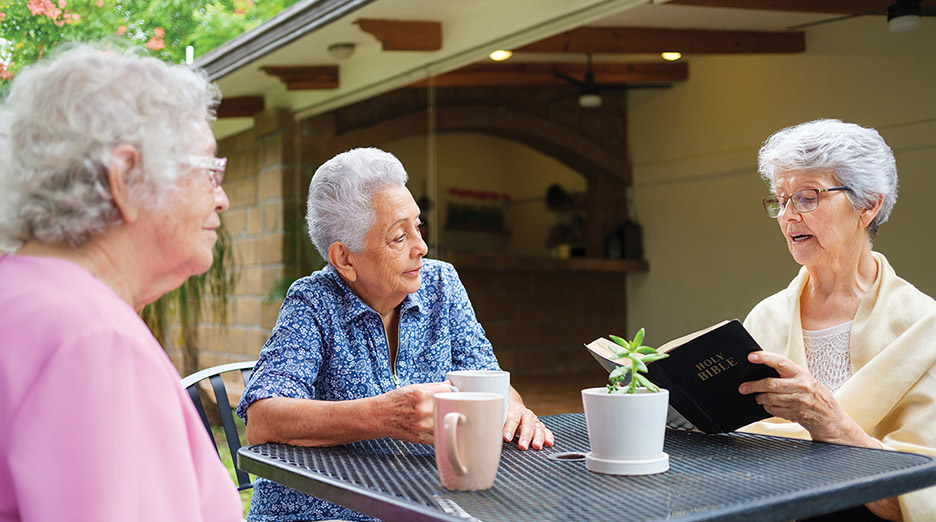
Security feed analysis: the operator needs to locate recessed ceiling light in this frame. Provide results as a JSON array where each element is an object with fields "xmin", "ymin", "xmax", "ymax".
[
  {"xmin": 661, "ymin": 52, "xmax": 682, "ymax": 61},
  {"xmin": 489, "ymin": 50, "xmax": 513, "ymax": 61}
]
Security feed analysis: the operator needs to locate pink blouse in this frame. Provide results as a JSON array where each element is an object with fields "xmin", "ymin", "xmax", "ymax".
[{"xmin": 0, "ymin": 255, "xmax": 243, "ymax": 521}]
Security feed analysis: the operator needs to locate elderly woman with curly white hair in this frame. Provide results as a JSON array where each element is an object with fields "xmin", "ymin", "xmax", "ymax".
[
  {"xmin": 237, "ymin": 147, "xmax": 554, "ymax": 522},
  {"xmin": 738, "ymin": 119, "xmax": 936, "ymax": 521},
  {"xmin": 0, "ymin": 45, "xmax": 242, "ymax": 521}
]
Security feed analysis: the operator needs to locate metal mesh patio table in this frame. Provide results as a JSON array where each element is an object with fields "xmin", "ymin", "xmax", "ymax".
[{"xmin": 238, "ymin": 413, "xmax": 936, "ymax": 521}]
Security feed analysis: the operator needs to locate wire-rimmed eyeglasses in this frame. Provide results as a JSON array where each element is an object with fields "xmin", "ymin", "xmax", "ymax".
[
  {"xmin": 763, "ymin": 186, "xmax": 851, "ymax": 218},
  {"xmin": 184, "ymin": 155, "xmax": 227, "ymax": 188}
]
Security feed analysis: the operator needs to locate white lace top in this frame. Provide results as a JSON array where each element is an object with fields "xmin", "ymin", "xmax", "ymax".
[{"xmin": 803, "ymin": 321, "xmax": 853, "ymax": 393}]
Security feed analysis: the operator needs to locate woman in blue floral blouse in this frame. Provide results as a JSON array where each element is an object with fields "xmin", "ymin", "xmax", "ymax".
[{"xmin": 237, "ymin": 147, "xmax": 554, "ymax": 521}]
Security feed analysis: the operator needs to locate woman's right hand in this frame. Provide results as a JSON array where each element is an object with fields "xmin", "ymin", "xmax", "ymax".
[{"xmin": 376, "ymin": 382, "xmax": 454, "ymax": 445}]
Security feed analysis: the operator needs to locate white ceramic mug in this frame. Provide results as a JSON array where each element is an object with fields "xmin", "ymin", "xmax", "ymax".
[
  {"xmin": 433, "ymin": 391, "xmax": 504, "ymax": 491},
  {"xmin": 446, "ymin": 369, "xmax": 510, "ymax": 423}
]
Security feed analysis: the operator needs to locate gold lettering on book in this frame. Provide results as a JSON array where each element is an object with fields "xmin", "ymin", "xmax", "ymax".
[{"xmin": 695, "ymin": 352, "xmax": 740, "ymax": 381}]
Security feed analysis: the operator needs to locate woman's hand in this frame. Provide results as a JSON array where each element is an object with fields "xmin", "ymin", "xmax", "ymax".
[
  {"xmin": 378, "ymin": 383, "xmax": 555, "ymax": 450},
  {"xmin": 503, "ymin": 387, "xmax": 555, "ymax": 450},
  {"xmin": 378, "ymin": 382, "xmax": 455, "ymax": 445},
  {"xmin": 740, "ymin": 352, "xmax": 904, "ymax": 520},
  {"xmin": 739, "ymin": 351, "xmax": 903, "ymax": 521},
  {"xmin": 738, "ymin": 351, "xmax": 875, "ymax": 446}
]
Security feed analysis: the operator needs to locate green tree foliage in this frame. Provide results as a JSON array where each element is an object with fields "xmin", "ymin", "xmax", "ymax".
[
  {"xmin": 0, "ymin": 0, "xmax": 291, "ymax": 373},
  {"xmin": 141, "ymin": 223, "xmax": 235, "ymax": 375},
  {"xmin": 0, "ymin": 0, "xmax": 298, "ymax": 93}
]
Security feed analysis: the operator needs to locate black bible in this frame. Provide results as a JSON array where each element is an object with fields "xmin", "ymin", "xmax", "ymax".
[{"xmin": 586, "ymin": 319, "xmax": 781, "ymax": 433}]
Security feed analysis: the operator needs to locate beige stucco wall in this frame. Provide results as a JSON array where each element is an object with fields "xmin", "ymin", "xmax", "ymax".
[{"xmin": 626, "ymin": 17, "xmax": 936, "ymax": 345}]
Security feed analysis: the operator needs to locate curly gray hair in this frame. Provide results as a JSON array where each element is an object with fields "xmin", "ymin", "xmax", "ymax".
[
  {"xmin": 306, "ymin": 147, "xmax": 409, "ymax": 260},
  {"xmin": 0, "ymin": 43, "xmax": 220, "ymax": 250},
  {"xmin": 757, "ymin": 118, "xmax": 898, "ymax": 239}
]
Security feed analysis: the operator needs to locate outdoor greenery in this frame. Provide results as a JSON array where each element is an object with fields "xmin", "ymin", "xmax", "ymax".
[
  {"xmin": 3, "ymin": 3, "xmax": 285, "ymax": 514},
  {"xmin": 606, "ymin": 328, "xmax": 670, "ymax": 394},
  {"xmin": 212, "ymin": 419, "xmax": 253, "ymax": 514},
  {"xmin": 0, "ymin": 0, "xmax": 300, "ymax": 96},
  {"xmin": 0, "ymin": 0, "xmax": 291, "ymax": 371},
  {"xmin": 140, "ymin": 223, "xmax": 235, "ymax": 376}
]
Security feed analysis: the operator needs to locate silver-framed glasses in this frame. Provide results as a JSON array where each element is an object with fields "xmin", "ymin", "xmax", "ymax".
[
  {"xmin": 184, "ymin": 155, "xmax": 227, "ymax": 188},
  {"xmin": 763, "ymin": 186, "xmax": 851, "ymax": 218}
]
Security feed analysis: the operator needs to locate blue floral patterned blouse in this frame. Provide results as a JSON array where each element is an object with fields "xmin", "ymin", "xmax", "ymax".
[{"xmin": 237, "ymin": 258, "xmax": 500, "ymax": 522}]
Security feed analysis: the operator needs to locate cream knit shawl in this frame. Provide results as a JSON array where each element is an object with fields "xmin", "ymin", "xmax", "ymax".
[{"xmin": 741, "ymin": 252, "xmax": 936, "ymax": 520}]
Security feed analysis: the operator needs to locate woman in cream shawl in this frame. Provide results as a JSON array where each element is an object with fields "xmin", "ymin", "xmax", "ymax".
[{"xmin": 740, "ymin": 119, "xmax": 936, "ymax": 522}]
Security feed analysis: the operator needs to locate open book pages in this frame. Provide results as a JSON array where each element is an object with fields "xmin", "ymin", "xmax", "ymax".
[{"xmin": 586, "ymin": 320, "xmax": 731, "ymax": 366}]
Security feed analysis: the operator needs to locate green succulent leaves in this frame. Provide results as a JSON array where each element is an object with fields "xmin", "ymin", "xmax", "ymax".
[{"xmin": 607, "ymin": 328, "xmax": 669, "ymax": 394}]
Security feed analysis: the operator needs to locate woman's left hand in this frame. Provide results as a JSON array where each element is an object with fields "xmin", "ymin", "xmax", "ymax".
[
  {"xmin": 739, "ymin": 351, "xmax": 875, "ymax": 446},
  {"xmin": 503, "ymin": 387, "xmax": 555, "ymax": 450},
  {"xmin": 741, "ymin": 351, "xmax": 904, "ymax": 520}
]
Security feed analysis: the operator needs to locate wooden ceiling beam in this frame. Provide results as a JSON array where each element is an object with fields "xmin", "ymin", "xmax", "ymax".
[
  {"xmin": 355, "ymin": 18, "xmax": 442, "ymax": 51},
  {"xmin": 216, "ymin": 96, "xmax": 264, "ymax": 118},
  {"xmin": 516, "ymin": 27, "xmax": 804, "ymax": 54},
  {"xmin": 410, "ymin": 62, "xmax": 688, "ymax": 88},
  {"xmin": 260, "ymin": 65, "xmax": 339, "ymax": 90},
  {"xmin": 666, "ymin": 0, "xmax": 935, "ymax": 15}
]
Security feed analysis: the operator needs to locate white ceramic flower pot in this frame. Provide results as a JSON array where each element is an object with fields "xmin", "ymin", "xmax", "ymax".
[{"xmin": 581, "ymin": 386, "xmax": 669, "ymax": 475}]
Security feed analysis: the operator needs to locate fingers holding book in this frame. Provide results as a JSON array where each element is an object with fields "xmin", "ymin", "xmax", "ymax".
[{"xmin": 739, "ymin": 351, "xmax": 866, "ymax": 445}]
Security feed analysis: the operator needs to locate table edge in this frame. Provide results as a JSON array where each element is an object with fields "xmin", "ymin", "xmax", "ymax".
[{"xmin": 237, "ymin": 445, "xmax": 466, "ymax": 522}]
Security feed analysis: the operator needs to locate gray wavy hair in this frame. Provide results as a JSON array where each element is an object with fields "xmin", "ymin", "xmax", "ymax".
[
  {"xmin": 0, "ymin": 43, "xmax": 220, "ymax": 250},
  {"xmin": 757, "ymin": 119, "xmax": 898, "ymax": 239},
  {"xmin": 306, "ymin": 147, "xmax": 409, "ymax": 260}
]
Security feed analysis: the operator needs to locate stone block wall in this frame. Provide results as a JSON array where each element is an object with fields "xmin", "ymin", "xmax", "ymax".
[{"xmin": 165, "ymin": 109, "xmax": 300, "ymax": 375}]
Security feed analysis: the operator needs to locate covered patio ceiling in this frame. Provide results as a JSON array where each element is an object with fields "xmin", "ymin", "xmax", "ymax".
[{"xmin": 202, "ymin": 0, "xmax": 935, "ymax": 139}]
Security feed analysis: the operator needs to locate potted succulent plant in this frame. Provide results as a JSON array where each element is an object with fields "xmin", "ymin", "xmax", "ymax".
[{"xmin": 581, "ymin": 328, "xmax": 671, "ymax": 475}]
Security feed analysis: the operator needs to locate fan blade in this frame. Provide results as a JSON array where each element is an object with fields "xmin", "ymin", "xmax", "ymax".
[
  {"xmin": 553, "ymin": 71, "xmax": 585, "ymax": 88},
  {"xmin": 787, "ymin": 8, "xmax": 886, "ymax": 30},
  {"xmin": 601, "ymin": 83, "xmax": 674, "ymax": 91}
]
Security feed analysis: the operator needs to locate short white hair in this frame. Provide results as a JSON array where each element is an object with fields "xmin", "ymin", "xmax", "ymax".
[
  {"xmin": 0, "ymin": 43, "xmax": 220, "ymax": 250},
  {"xmin": 306, "ymin": 147, "xmax": 408, "ymax": 259},
  {"xmin": 757, "ymin": 119, "xmax": 898, "ymax": 238}
]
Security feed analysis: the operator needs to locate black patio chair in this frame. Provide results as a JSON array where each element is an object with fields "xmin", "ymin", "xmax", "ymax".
[{"xmin": 181, "ymin": 360, "xmax": 256, "ymax": 491}]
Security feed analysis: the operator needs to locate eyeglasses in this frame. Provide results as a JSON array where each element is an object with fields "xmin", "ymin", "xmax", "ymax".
[
  {"xmin": 763, "ymin": 186, "xmax": 851, "ymax": 218},
  {"xmin": 183, "ymin": 155, "xmax": 227, "ymax": 188}
]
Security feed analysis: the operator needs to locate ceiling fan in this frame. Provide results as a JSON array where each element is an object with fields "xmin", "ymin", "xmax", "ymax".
[
  {"xmin": 788, "ymin": 0, "xmax": 936, "ymax": 32},
  {"xmin": 552, "ymin": 53, "xmax": 671, "ymax": 109}
]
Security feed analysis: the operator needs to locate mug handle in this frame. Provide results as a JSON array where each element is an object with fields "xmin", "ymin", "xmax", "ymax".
[{"xmin": 443, "ymin": 412, "xmax": 468, "ymax": 476}]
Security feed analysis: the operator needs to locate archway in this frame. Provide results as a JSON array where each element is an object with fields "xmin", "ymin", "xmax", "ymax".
[{"xmin": 299, "ymin": 94, "xmax": 633, "ymax": 257}]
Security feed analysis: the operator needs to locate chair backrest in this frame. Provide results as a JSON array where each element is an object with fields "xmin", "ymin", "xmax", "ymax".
[{"xmin": 181, "ymin": 360, "xmax": 256, "ymax": 491}]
